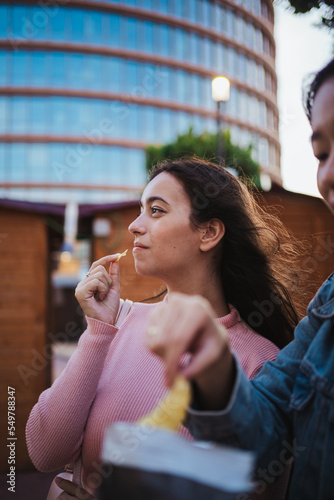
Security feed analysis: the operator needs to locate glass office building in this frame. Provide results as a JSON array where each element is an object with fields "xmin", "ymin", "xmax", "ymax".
[{"xmin": 0, "ymin": 0, "xmax": 279, "ymax": 203}]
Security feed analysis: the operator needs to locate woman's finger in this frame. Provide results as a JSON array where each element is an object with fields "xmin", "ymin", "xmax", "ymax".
[
  {"xmin": 55, "ymin": 477, "xmax": 94, "ymax": 499},
  {"xmin": 181, "ymin": 334, "xmax": 222, "ymax": 379},
  {"xmin": 88, "ymin": 254, "xmax": 122, "ymax": 273},
  {"xmin": 82, "ymin": 277, "xmax": 110, "ymax": 301},
  {"xmin": 163, "ymin": 311, "xmax": 207, "ymax": 385},
  {"xmin": 87, "ymin": 266, "xmax": 113, "ymax": 284}
]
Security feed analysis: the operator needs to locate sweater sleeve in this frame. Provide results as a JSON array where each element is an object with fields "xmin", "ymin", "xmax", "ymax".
[{"xmin": 25, "ymin": 317, "xmax": 118, "ymax": 472}]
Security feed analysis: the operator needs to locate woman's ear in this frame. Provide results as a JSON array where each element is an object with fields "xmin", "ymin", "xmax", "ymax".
[{"xmin": 199, "ymin": 219, "xmax": 225, "ymax": 252}]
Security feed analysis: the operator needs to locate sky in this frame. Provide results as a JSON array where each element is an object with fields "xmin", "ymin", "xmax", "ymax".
[{"xmin": 274, "ymin": 1, "xmax": 333, "ymax": 197}]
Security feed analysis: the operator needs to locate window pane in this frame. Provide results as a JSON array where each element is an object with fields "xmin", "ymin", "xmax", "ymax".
[
  {"xmin": 31, "ymin": 52, "xmax": 46, "ymax": 87},
  {"xmin": 184, "ymin": 72, "xmax": 193, "ymax": 104},
  {"xmin": 107, "ymin": 58, "xmax": 120, "ymax": 92},
  {"xmin": 125, "ymin": 148, "xmax": 146, "ymax": 186},
  {"xmin": 51, "ymin": 53, "xmax": 65, "ymax": 87},
  {"xmin": 144, "ymin": 21, "xmax": 153, "ymax": 52},
  {"xmin": 171, "ymin": 0, "xmax": 180, "ymax": 17},
  {"xmin": 216, "ymin": 43, "xmax": 224, "ymax": 73},
  {"xmin": 190, "ymin": 34, "xmax": 200, "ymax": 65},
  {"xmin": 153, "ymin": 23, "xmax": 161, "ymax": 54},
  {"xmin": 137, "ymin": 19, "xmax": 145, "ymax": 51},
  {"xmin": 0, "ymin": 52, "xmax": 7, "ymax": 85},
  {"xmin": 9, "ymin": 143, "xmax": 26, "ymax": 181},
  {"xmin": 70, "ymin": 9, "xmax": 84, "ymax": 42},
  {"xmin": 0, "ymin": 97, "xmax": 8, "ymax": 133},
  {"xmin": 27, "ymin": 144, "xmax": 49, "ymax": 181},
  {"xmin": 203, "ymin": 0, "xmax": 211, "ymax": 27},
  {"xmin": 12, "ymin": 6, "xmax": 27, "ymax": 39},
  {"xmin": 160, "ymin": 0, "xmax": 169, "ymax": 14},
  {"xmin": 193, "ymin": 75, "xmax": 201, "ymax": 107},
  {"xmin": 11, "ymin": 52, "xmax": 26, "ymax": 86},
  {"xmin": 0, "ymin": 6, "xmax": 7, "ymax": 38},
  {"xmin": 127, "ymin": 18, "xmax": 137, "ymax": 50},
  {"xmin": 29, "ymin": 7, "xmax": 46, "ymax": 40},
  {"xmin": 160, "ymin": 25, "xmax": 169, "ymax": 56},
  {"xmin": 175, "ymin": 29, "xmax": 185, "ymax": 59},
  {"xmin": 158, "ymin": 66, "xmax": 171, "ymax": 100},
  {"xmin": 52, "ymin": 8, "xmax": 65, "ymax": 40},
  {"xmin": 83, "ymin": 55, "xmax": 102, "ymax": 90},
  {"xmin": 10, "ymin": 98, "xmax": 27, "ymax": 133},
  {"xmin": 109, "ymin": 102, "xmax": 121, "ymax": 138},
  {"xmin": 84, "ymin": 11, "xmax": 102, "ymax": 44},
  {"xmin": 29, "ymin": 97, "xmax": 46, "ymax": 133},
  {"xmin": 226, "ymin": 9, "xmax": 234, "ymax": 38},
  {"xmin": 0, "ymin": 143, "xmax": 7, "ymax": 181},
  {"xmin": 50, "ymin": 143, "xmax": 66, "ymax": 183},
  {"xmin": 67, "ymin": 54, "xmax": 84, "ymax": 89},
  {"xmin": 240, "ymin": 53, "xmax": 247, "ymax": 82},
  {"xmin": 50, "ymin": 97, "xmax": 66, "ymax": 134},
  {"xmin": 125, "ymin": 104, "xmax": 139, "ymax": 139},
  {"xmin": 108, "ymin": 14, "xmax": 120, "ymax": 47},
  {"xmin": 107, "ymin": 147, "xmax": 122, "ymax": 185},
  {"xmin": 125, "ymin": 62, "xmax": 137, "ymax": 93}
]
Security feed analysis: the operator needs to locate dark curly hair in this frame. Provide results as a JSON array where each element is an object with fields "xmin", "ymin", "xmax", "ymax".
[
  {"xmin": 304, "ymin": 57, "xmax": 334, "ymax": 122},
  {"xmin": 149, "ymin": 157, "xmax": 306, "ymax": 349}
]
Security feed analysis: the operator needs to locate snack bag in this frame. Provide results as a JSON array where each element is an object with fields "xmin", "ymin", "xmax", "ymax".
[{"xmin": 98, "ymin": 376, "xmax": 254, "ymax": 500}]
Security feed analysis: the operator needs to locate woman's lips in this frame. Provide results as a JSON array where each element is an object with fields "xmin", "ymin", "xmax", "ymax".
[{"xmin": 133, "ymin": 244, "xmax": 148, "ymax": 252}]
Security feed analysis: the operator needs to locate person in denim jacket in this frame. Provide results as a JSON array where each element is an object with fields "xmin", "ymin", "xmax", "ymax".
[{"xmin": 146, "ymin": 57, "xmax": 334, "ymax": 499}]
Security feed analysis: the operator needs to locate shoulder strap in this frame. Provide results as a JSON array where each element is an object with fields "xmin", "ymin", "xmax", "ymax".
[{"xmin": 115, "ymin": 299, "xmax": 133, "ymax": 327}]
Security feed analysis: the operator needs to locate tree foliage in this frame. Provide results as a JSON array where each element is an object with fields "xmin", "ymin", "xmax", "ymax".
[
  {"xmin": 145, "ymin": 128, "xmax": 261, "ymax": 187},
  {"xmin": 277, "ymin": 0, "xmax": 334, "ymax": 29}
]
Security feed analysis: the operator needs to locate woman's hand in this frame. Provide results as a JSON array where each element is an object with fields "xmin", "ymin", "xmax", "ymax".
[
  {"xmin": 145, "ymin": 293, "xmax": 236, "ymax": 411},
  {"xmin": 75, "ymin": 254, "xmax": 122, "ymax": 325},
  {"xmin": 55, "ymin": 477, "xmax": 94, "ymax": 499}
]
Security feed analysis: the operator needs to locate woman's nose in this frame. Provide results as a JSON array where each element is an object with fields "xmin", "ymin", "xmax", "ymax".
[{"xmin": 128, "ymin": 213, "xmax": 145, "ymax": 235}]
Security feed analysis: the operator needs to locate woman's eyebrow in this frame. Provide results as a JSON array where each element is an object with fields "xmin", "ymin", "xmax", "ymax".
[{"xmin": 140, "ymin": 196, "xmax": 170, "ymax": 207}]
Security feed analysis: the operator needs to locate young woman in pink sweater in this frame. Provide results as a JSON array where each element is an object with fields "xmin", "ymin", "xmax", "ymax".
[{"xmin": 26, "ymin": 158, "xmax": 303, "ymax": 500}]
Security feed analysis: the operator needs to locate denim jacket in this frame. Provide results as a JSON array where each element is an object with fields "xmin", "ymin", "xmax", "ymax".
[{"xmin": 186, "ymin": 274, "xmax": 334, "ymax": 500}]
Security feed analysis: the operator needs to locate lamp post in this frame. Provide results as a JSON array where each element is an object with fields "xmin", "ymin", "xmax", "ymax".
[{"xmin": 211, "ymin": 76, "xmax": 230, "ymax": 162}]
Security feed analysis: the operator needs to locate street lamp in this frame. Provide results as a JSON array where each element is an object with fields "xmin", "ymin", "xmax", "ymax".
[{"xmin": 211, "ymin": 76, "xmax": 230, "ymax": 162}]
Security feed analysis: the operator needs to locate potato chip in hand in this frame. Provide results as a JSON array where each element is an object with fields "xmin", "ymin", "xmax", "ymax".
[{"xmin": 138, "ymin": 375, "xmax": 191, "ymax": 431}]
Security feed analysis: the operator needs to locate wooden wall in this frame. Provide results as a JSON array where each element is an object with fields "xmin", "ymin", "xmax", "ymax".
[
  {"xmin": 0, "ymin": 208, "xmax": 49, "ymax": 472},
  {"xmin": 94, "ymin": 190, "xmax": 334, "ymax": 314},
  {"xmin": 261, "ymin": 190, "xmax": 334, "ymax": 309}
]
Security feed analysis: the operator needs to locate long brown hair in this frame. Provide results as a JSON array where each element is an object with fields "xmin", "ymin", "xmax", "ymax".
[{"xmin": 149, "ymin": 157, "xmax": 304, "ymax": 348}]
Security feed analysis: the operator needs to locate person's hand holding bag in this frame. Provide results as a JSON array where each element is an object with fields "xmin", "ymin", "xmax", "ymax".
[
  {"xmin": 145, "ymin": 293, "xmax": 236, "ymax": 412},
  {"xmin": 54, "ymin": 477, "xmax": 94, "ymax": 500},
  {"xmin": 75, "ymin": 252, "xmax": 127, "ymax": 326}
]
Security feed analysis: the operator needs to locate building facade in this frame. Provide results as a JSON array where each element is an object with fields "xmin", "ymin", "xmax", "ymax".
[{"xmin": 0, "ymin": 0, "xmax": 279, "ymax": 203}]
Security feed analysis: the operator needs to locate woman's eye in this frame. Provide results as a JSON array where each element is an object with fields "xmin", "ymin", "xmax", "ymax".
[{"xmin": 151, "ymin": 207, "xmax": 164, "ymax": 215}]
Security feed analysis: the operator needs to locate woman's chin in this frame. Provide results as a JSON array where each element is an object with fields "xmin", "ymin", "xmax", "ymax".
[
  {"xmin": 134, "ymin": 263, "xmax": 153, "ymax": 277},
  {"xmin": 134, "ymin": 263, "xmax": 163, "ymax": 281}
]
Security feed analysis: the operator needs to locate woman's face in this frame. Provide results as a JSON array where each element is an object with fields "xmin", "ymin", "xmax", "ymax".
[
  {"xmin": 128, "ymin": 172, "xmax": 203, "ymax": 282},
  {"xmin": 311, "ymin": 77, "xmax": 334, "ymax": 209}
]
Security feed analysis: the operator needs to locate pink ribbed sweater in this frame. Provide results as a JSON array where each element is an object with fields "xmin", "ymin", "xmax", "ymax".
[{"xmin": 26, "ymin": 301, "xmax": 280, "ymax": 497}]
